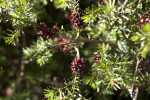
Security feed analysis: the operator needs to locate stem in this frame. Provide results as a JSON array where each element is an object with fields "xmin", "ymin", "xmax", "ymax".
[
  {"xmin": 3, "ymin": 0, "xmax": 8, "ymax": 15},
  {"xmin": 106, "ymin": 19, "xmax": 118, "ymax": 41},
  {"xmin": 53, "ymin": 80, "xmax": 76, "ymax": 95},
  {"xmin": 117, "ymin": 25, "xmax": 128, "ymax": 40},
  {"xmin": 75, "ymin": 46, "xmax": 80, "ymax": 58},
  {"xmin": 24, "ymin": 6, "xmax": 26, "ymax": 16},
  {"xmin": 122, "ymin": 0, "xmax": 129, "ymax": 10},
  {"xmin": 75, "ymin": 30, "xmax": 80, "ymax": 40},
  {"xmin": 56, "ymin": 32, "xmax": 74, "ymax": 42},
  {"xmin": 73, "ymin": 29, "xmax": 80, "ymax": 94},
  {"xmin": 48, "ymin": 37, "xmax": 120, "ymax": 53},
  {"xmin": 75, "ymin": 29, "xmax": 80, "ymax": 58},
  {"xmin": 73, "ymin": 73, "xmax": 77, "ymax": 94},
  {"xmin": 130, "ymin": 57, "xmax": 143, "ymax": 100},
  {"xmin": 2, "ymin": 14, "xmax": 37, "ymax": 26}
]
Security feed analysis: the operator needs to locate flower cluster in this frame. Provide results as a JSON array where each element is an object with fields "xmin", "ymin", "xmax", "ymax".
[
  {"xmin": 136, "ymin": 13, "xmax": 150, "ymax": 29},
  {"xmin": 39, "ymin": 22, "xmax": 55, "ymax": 39},
  {"xmin": 54, "ymin": 35, "xmax": 72, "ymax": 52},
  {"xmin": 70, "ymin": 9, "xmax": 85, "ymax": 29},
  {"xmin": 71, "ymin": 57, "xmax": 86, "ymax": 73},
  {"xmin": 93, "ymin": 55, "xmax": 100, "ymax": 64}
]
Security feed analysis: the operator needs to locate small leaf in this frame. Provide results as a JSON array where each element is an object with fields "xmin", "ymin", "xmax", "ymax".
[
  {"xmin": 142, "ymin": 23, "xmax": 150, "ymax": 32},
  {"xmin": 140, "ymin": 45, "xmax": 149, "ymax": 58},
  {"xmin": 117, "ymin": 41, "xmax": 128, "ymax": 53},
  {"xmin": 131, "ymin": 36, "xmax": 141, "ymax": 41}
]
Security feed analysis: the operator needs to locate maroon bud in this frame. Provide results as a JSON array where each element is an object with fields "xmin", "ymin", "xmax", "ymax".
[
  {"xmin": 136, "ymin": 13, "xmax": 150, "ymax": 29},
  {"xmin": 93, "ymin": 55, "xmax": 100, "ymax": 64},
  {"xmin": 38, "ymin": 22, "xmax": 55, "ymax": 39},
  {"xmin": 71, "ymin": 57, "xmax": 86, "ymax": 73},
  {"xmin": 70, "ymin": 9, "xmax": 85, "ymax": 29}
]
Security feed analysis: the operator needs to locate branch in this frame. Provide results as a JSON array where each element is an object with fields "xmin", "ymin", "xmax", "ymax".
[
  {"xmin": 73, "ymin": 29, "xmax": 80, "ymax": 94},
  {"xmin": 2, "ymin": 14, "xmax": 37, "ymax": 26},
  {"xmin": 75, "ymin": 29, "xmax": 80, "ymax": 58},
  {"xmin": 106, "ymin": 19, "xmax": 118, "ymax": 41},
  {"xmin": 132, "ymin": 57, "xmax": 143, "ymax": 87},
  {"xmin": 73, "ymin": 73, "xmax": 77, "ymax": 94},
  {"xmin": 130, "ymin": 57, "xmax": 143, "ymax": 99},
  {"xmin": 122, "ymin": 0, "xmax": 129, "ymax": 10},
  {"xmin": 47, "ymin": 37, "xmax": 120, "ymax": 52},
  {"xmin": 56, "ymin": 32, "xmax": 74, "ymax": 42}
]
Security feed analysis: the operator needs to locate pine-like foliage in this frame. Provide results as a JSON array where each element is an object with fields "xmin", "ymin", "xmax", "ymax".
[{"xmin": 1, "ymin": 0, "xmax": 150, "ymax": 100}]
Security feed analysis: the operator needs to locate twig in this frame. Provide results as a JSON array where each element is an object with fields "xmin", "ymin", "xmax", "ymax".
[
  {"xmin": 2, "ymin": 14, "xmax": 37, "ymax": 26},
  {"xmin": 127, "ymin": 1, "xmax": 137, "ymax": 7},
  {"xmin": 24, "ymin": 6, "xmax": 26, "ymax": 16},
  {"xmin": 75, "ymin": 47, "xmax": 80, "ymax": 58},
  {"xmin": 73, "ymin": 73, "xmax": 77, "ymax": 94},
  {"xmin": 80, "ymin": 38, "xmax": 120, "ymax": 52},
  {"xmin": 106, "ymin": 19, "xmax": 118, "ymax": 41},
  {"xmin": 47, "ymin": 37, "xmax": 120, "ymax": 52},
  {"xmin": 122, "ymin": 0, "xmax": 129, "ymax": 10},
  {"xmin": 130, "ymin": 57, "xmax": 143, "ymax": 100},
  {"xmin": 56, "ymin": 32, "xmax": 74, "ymax": 42},
  {"xmin": 132, "ymin": 58, "xmax": 142, "ymax": 87},
  {"xmin": 73, "ymin": 29, "xmax": 80, "ymax": 94},
  {"xmin": 2, "ymin": 0, "xmax": 8, "ymax": 15},
  {"xmin": 117, "ymin": 25, "xmax": 128, "ymax": 40},
  {"xmin": 50, "ymin": 80, "xmax": 76, "ymax": 96},
  {"xmin": 75, "ymin": 29, "xmax": 80, "ymax": 58},
  {"xmin": 125, "ymin": 8, "xmax": 140, "ymax": 17}
]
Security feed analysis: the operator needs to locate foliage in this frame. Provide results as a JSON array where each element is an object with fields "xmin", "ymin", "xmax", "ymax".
[
  {"xmin": 1, "ymin": 0, "xmax": 150, "ymax": 100},
  {"xmin": 44, "ymin": 75, "xmax": 87, "ymax": 100},
  {"xmin": 86, "ymin": 44, "xmax": 132, "ymax": 94},
  {"xmin": 23, "ymin": 37, "xmax": 53, "ymax": 66}
]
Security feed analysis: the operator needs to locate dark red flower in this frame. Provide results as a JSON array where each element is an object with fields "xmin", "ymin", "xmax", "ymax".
[
  {"xmin": 71, "ymin": 57, "xmax": 86, "ymax": 73},
  {"xmin": 54, "ymin": 35, "xmax": 72, "ymax": 52},
  {"xmin": 93, "ymin": 55, "xmax": 100, "ymax": 64},
  {"xmin": 70, "ymin": 9, "xmax": 85, "ymax": 29},
  {"xmin": 136, "ymin": 13, "xmax": 150, "ymax": 29},
  {"xmin": 39, "ymin": 22, "xmax": 55, "ymax": 39}
]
